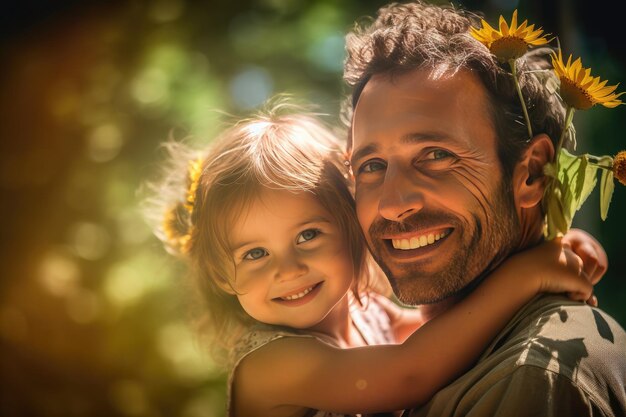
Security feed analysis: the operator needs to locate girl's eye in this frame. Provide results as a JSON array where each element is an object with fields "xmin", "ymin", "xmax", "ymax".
[
  {"xmin": 359, "ymin": 159, "xmax": 386, "ymax": 173},
  {"xmin": 243, "ymin": 248, "xmax": 268, "ymax": 261},
  {"xmin": 296, "ymin": 229, "xmax": 321, "ymax": 244}
]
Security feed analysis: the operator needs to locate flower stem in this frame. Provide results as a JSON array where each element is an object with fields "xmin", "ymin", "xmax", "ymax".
[
  {"xmin": 557, "ymin": 106, "xmax": 575, "ymax": 153},
  {"xmin": 509, "ymin": 59, "xmax": 533, "ymax": 140}
]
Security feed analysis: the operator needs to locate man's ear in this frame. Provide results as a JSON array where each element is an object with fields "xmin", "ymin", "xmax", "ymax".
[{"xmin": 513, "ymin": 134, "xmax": 555, "ymax": 209}]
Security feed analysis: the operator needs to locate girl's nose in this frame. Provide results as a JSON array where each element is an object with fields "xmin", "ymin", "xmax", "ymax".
[{"xmin": 274, "ymin": 252, "xmax": 308, "ymax": 282}]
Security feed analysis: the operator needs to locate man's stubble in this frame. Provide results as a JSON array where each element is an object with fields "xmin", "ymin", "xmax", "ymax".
[{"xmin": 368, "ymin": 179, "xmax": 522, "ymax": 306}]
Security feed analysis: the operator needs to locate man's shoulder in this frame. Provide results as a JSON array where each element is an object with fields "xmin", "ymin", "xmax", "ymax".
[
  {"xmin": 410, "ymin": 296, "xmax": 626, "ymax": 417},
  {"xmin": 478, "ymin": 296, "xmax": 626, "ymax": 415},
  {"xmin": 500, "ymin": 296, "xmax": 626, "ymax": 376}
]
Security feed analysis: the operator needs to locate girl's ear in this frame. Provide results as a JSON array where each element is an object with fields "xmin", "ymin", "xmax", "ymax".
[{"xmin": 513, "ymin": 133, "xmax": 555, "ymax": 209}]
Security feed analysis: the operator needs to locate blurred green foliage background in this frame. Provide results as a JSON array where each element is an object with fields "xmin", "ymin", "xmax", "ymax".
[{"xmin": 0, "ymin": 0, "xmax": 624, "ymax": 416}]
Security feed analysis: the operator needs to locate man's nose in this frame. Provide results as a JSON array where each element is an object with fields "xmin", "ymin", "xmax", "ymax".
[
  {"xmin": 274, "ymin": 250, "xmax": 308, "ymax": 282},
  {"xmin": 378, "ymin": 165, "xmax": 424, "ymax": 221}
]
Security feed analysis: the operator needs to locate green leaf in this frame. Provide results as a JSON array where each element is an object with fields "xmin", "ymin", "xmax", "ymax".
[
  {"xmin": 544, "ymin": 183, "xmax": 569, "ymax": 240},
  {"xmin": 557, "ymin": 149, "xmax": 597, "ymax": 218},
  {"xmin": 600, "ymin": 169, "xmax": 615, "ymax": 221}
]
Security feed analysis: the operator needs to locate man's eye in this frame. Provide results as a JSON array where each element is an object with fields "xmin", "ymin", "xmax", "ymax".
[
  {"xmin": 243, "ymin": 248, "xmax": 268, "ymax": 260},
  {"xmin": 296, "ymin": 229, "xmax": 321, "ymax": 244},
  {"xmin": 360, "ymin": 160, "xmax": 387, "ymax": 173},
  {"xmin": 427, "ymin": 149, "xmax": 453, "ymax": 160}
]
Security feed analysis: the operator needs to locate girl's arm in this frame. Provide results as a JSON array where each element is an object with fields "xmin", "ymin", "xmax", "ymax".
[
  {"xmin": 232, "ymin": 239, "xmax": 592, "ymax": 416},
  {"xmin": 376, "ymin": 227, "xmax": 607, "ymax": 343}
]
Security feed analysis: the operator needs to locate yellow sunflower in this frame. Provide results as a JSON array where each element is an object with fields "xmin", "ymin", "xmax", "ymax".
[
  {"xmin": 614, "ymin": 151, "xmax": 626, "ymax": 186},
  {"xmin": 184, "ymin": 157, "xmax": 204, "ymax": 212},
  {"xmin": 551, "ymin": 49, "xmax": 624, "ymax": 110},
  {"xmin": 470, "ymin": 10, "xmax": 550, "ymax": 62}
]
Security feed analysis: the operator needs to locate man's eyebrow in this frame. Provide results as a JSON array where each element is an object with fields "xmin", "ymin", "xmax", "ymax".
[
  {"xmin": 350, "ymin": 132, "xmax": 451, "ymax": 166},
  {"xmin": 400, "ymin": 132, "xmax": 450, "ymax": 143},
  {"xmin": 350, "ymin": 143, "xmax": 378, "ymax": 166}
]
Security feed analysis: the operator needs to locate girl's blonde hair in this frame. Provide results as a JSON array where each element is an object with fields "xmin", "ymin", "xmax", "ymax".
[{"xmin": 146, "ymin": 100, "xmax": 384, "ymax": 361}]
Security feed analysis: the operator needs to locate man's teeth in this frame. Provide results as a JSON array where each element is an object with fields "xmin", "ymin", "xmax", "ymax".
[
  {"xmin": 281, "ymin": 285, "xmax": 315, "ymax": 301},
  {"xmin": 391, "ymin": 230, "xmax": 449, "ymax": 250}
]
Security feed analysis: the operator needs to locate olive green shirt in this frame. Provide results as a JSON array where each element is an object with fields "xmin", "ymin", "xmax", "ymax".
[{"xmin": 407, "ymin": 295, "xmax": 626, "ymax": 417}]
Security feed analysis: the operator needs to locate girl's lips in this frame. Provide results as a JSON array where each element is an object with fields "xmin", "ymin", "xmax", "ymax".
[{"xmin": 272, "ymin": 282, "xmax": 324, "ymax": 307}]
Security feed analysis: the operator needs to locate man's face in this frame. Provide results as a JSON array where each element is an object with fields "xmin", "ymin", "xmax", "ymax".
[{"xmin": 351, "ymin": 68, "xmax": 521, "ymax": 305}]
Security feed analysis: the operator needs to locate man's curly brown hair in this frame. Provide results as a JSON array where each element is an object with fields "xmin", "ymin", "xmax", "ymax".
[{"xmin": 343, "ymin": 1, "xmax": 567, "ymax": 180}]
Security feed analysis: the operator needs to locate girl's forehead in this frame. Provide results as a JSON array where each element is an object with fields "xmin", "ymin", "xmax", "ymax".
[{"xmin": 228, "ymin": 189, "xmax": 333, "ymax": 242}]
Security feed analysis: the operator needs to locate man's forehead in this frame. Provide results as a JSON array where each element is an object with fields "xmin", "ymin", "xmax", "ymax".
[{"xmin": 349, "ymin": 68, "xmax": 495, "ymax": 158}]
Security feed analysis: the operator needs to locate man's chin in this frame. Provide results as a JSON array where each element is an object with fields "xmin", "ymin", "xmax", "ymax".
[{"xmin": 390, "ymin": 276, "xmax": 466, "ymax": 305}]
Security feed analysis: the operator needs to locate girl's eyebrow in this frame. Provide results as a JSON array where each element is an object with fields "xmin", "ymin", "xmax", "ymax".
[
  {"xmin": 231, "ymin": 240, "xmax": 257, "ymax": 254},
  {"xmin": 230, "ymin": 216, "xmax": 332, "ymax": 253},
  {"xmin": 296, "ymin": 216, "xmax": 333, "ymax": 227}
]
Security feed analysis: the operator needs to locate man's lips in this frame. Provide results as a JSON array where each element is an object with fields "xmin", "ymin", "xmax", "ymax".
[
  {"xmin": 388, "ymin": 228, "xmax": 452, "ymax": 250},
  {"xmin": 378, "ymin": 227, "xmax": 454, "ymax": 259}
]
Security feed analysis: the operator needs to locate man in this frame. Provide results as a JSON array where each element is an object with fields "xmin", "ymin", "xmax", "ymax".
[{"xmin": 344, "ymin": 1, "xmax": 626, "ymax": 416}]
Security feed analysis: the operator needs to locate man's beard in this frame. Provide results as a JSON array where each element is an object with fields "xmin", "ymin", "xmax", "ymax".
[{"xmin": 367, "ymin": 180, "xmax": 521, "ymax": 306}]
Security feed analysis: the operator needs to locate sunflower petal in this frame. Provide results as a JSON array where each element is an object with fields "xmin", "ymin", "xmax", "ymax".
[
  {"xmin": 510, "ymin": 9, "xmax": 518, "ymax": 32},
  {"xmin": 499, "ymin": 15, "xmax": 510, "ymax": 35}
]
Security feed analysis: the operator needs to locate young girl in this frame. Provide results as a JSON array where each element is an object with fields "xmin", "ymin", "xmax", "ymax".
[{"xmin": 149, "ymin": 102, "xmax": 604, "ymax": 417}]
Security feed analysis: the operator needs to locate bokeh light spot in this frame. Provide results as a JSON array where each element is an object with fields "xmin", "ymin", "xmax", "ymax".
[
  {"xmin": 103, "ymin": 251, "xmax": 170, "ymax": 308},
  {"xmin": 131, "ymin": 68, "xmax": 169, "ymax": 105},
  {"xmin": 307, "ymin": 33, "xmax": 345, "ymax": 73},
  {"xmin": 157, "ymin": 322, "xmax": 220, "ymax": 380},
  {"xmin": 229, "ymin": 67, "xmax": 273, "ymax": 109},
  {"xmin": 117, "ymin": 210, "xmax": 152, "ymax": 246},
  {"xmin": 69, "ymin": 222, "xmax": 111, "ymax": 260},
  {"xmin": 39, "ymin": 250, "xmax": 81, "ymax": 296},
  {"xmin": 87, "ymin": 123, "xmax": 124, "ymax": 163}
]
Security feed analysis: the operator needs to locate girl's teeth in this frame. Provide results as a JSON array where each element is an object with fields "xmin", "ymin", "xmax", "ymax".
[
  {"xmin": 281, "ymin": 285, "xmax": 314, "ymax": 301},
  {"xmin": 391, "ymin": 230, "xmax": 449, "ymax": 250}
]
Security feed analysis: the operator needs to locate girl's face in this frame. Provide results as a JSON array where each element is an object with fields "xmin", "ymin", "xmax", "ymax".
[{"xmin": 227, "ymin": 188, "xmax": 355, "ymax": 330}]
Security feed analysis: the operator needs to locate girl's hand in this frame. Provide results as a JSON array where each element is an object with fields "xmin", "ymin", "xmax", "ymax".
[
  {"xmin": 562, "ymin": 228, "xmax": 608, "ymax": 285},
  {"xmin": 515, "ymin": 239, "xmax": 593, "ymax": 303}
]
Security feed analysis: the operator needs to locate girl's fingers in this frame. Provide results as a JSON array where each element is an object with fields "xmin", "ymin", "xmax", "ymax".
[{"xmin": 586, "ymin": 294, "xmax": 598, "ymax": 307}]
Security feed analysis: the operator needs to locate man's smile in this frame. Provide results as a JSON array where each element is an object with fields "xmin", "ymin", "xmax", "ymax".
[
  {"xmin": 389, "ymin": 228, "xmax": 452, "ymax": 250},
  {"xmin": 379, "ymin": 228, "xmax": 454, "ymax": 261}
]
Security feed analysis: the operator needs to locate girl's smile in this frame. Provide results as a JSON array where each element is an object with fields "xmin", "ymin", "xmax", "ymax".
[{"xmin": 228, "ymin": 188, "xmax": 355, "ymax": 332}]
